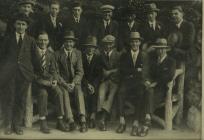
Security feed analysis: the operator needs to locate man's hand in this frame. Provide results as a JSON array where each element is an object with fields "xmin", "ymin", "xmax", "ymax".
[
  {"xmin": 51, "ymin": 80, "xmax": 57, "ymax": 87},
  {"xmin": 150, "ymin": 82, "xmax": 157, "ymax": 88},
  {"xmin": 144, "ymin": 80, "xmax": 151, "ymax": 89},
  {"xmin": 67, "ymin": 83, "xmax": 75, "ymax": 93},
  {"xmin": 88, "ymin": 83, "xmax": 95, "ymax": 95}
]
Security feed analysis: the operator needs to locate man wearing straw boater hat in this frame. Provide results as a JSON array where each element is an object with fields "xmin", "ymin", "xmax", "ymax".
[
  {"xmin": 143, "ymin": 38, "xmax": 176, "ymax": 136},
  {"xmin": 116, "ymin": 32, "xmax": 147, "ymax": 136},
  {"xmin": 55, "ymin": 30, "xmax": 87, "ymax": 133},
  {"xmin": 82, "ymin": 36, "xmax": 102, "ymax": 128},
  {"xmin": 140, "ymin": 3, "xmax": 164, "ymax": 46}
]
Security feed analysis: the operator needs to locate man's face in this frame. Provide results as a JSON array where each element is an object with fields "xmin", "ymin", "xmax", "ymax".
[
  {"xmin": 64, "ymin": 39, "xmax": 75, "ymax": 51},
  {"xmin": 156, "ymin": 49, "xmax": 166, "ymax": 57},
  {"xmin": 127, "ymin": 14, "xmax": 136, "ymax": 22},
  {"xmin": 171, "ymin": 9, "xmax": 183, "ymax": 24},
  {"xmin": 103, "ymin": 11, "xmax": 112, "ymax": 21},
  {"xmin": 19, "ymin": 4, "xmax": 33, "ymax": 16},
  {"xmin": 14, "ymin": 20, "xmax": 28, "ymax": 34},
  {"xmin": 130, "ymin": 39, "xmax": 141, "ymax": 51},
  {"xmin": 86, "ymin": 46, "xmax": 95, "ymax": 55},
  {"xmin": 37, "ymin": 34, "xmax": 49, "ymax": 50},
  {"xmin": 72, "ymin": 7, "xmax": 82, "ymax": 18},
  {"xmin": 50, "ymin": 4, "xmax": 60, "ymax": 17},
  {"xmin": 104, "ymin": 42, "xmax": 114, "ymax": 52},
  {"xmin": 147, "ymin": 11, "xmax": 157, "ymax": 22}
]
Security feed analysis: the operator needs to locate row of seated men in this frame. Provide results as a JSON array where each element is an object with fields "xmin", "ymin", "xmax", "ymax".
[
  {"xmin": 0, "ymin": 11, "xmax": 176, "ymax": 137},
  {"xmin": 0, "ymin": 0, "xmax": 195, "ymax": 137}
]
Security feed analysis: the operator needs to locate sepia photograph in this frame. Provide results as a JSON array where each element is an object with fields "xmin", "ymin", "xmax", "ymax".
[{"xmin": 0, "ymin": 0, "xmax": 202, "ymax": 139}]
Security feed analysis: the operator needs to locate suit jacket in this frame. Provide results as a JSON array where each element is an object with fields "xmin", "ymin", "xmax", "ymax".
[
  {"xmin": 37, "ymin": 13, "xmax": 64, "ymax": 51},
  {"xmin": 119, "ymin": 50, "xmax": 144, "ymax": 83},
  {"xmin": 32, "ymin": 47, "xmax": 58, "ymax": 84},
  {"xmin": 140, "ymin": 20, "xmax": 164, "ymax": 43},
  {"xmin": 82, "ymin": 53, "xmax": 102, "ymax": 88},
  {"xmin": 99, "ymin": 48, "xmax": 120, "ymax": 83},
  {"xmin": 149, "ymin": 55, "xmax": 176, "ymax": 85},
  {"xmin": 92, "ymin": 19, "xmax": 119, "ymax": 46},
  {"xmin": 55, "ymin": 48, "xmax": 84, "ymax": 85},
  {"xmin": 0, "ymin": 33, "xmax": 36, "ymax": 84},
  {"xmin": 119, "ymin": 20, "xmax": 140, "ymax": 50}
]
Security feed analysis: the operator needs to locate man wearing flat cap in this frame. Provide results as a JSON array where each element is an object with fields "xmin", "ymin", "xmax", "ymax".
[
  {"xmin": 140, "ymin": 3, "xmax": 164, "ymax": 47},
  {"xmin": 55, "ymin": 30, "xmax": 88, "ymax": 133},
  {"xmin": 82, "ymin": 35, "xmax": 102, "ymax": 128},
  {"xmin": 63, "ymin": 0, "xmax": 90, "ymax": 50},
  {"xmin": 97, "ymin": 34, "xmax": 120, "ymax": 131},
  {"xmin": 0, "ymin": 13, "xmax": 36, "ymax": 135},
  {"xmin": 119, "ymin": 6, "xmax": 141, "ymax": 51},
  {"xmin": 92, "ymin": 4, "xmax": 119, "ymax": 47},
  {"xmin": 116, "ymin": 32, "xmax": 147, "ymax": 136}
]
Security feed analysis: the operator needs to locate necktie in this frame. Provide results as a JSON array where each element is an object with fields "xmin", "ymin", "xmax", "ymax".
[
  {"xmin": 18, "ymin": 34, "xmax": 23, "ymax": 48},
  {"xmin": 150, "ymin": 23, "xmax": 154, "ymax": 30},
  {"xmin": 67, "ymin": 52, "xmax": 73, "ymax": 81},
  {"xmin": 106, "ymin": 52, "xmax": 109, "ymax": 62},
  {"xmin": 87, "ymin": 55, "xmax": 92, "ymax": 64},
  {"xmin": 41, "ymin": 52, "xmax": 46, "ymax": 71},
  {"xmin": 132, "ymin": 53, "xmax": 137, "ymax": 66},
  {"xmin": 105, "ymin": 22, "xmax": 110, "ymax": 35}
]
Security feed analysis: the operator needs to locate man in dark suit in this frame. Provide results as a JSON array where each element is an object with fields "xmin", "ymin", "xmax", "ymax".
[
  {"xmin": 143, "ymin": 38, "xmax": 176, "ymax": 136},
  {"xmin": 116, "ymin": 32, "xmax": 146, "ymax": 136},
  {"xmin": 140, "ymin": 3, "xmax": 164, "ymax": 48},
  {"xmin": 119, "ymin": 7, "xmax": 140, "ymax": 51},
  {"xmin": 1, "ymin": 13, "xmax": 36, "ymax": 135},
  {"xmin": 97, "ymin": 35, "xmax": 120, "ymax": 131},
  {"xmin": 92, "ymin": 4, "xmax": 119, "ymax": 47},
  {"xmin": 55, "ymin": 31, "xmax": 87, "ymax": 133},
  {"xmin": 32, "ymin": 31, "xmax": 70, "ymax": 133},
  {"xmin": 36, "ymin": 0, "xmax": 64, "ymax": 51},
  {"xmin": 82, "ymin": 36, "xmax": 102, "ymax": 128},
  {"xmin": 63, "ymin": 1, "xmax": 90, "ymax": 50}
]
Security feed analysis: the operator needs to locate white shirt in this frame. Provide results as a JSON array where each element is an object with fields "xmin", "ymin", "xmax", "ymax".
[
  {"xmin": 158, "ymin": 54, "xmax": 167, "ymax": 64},
  {"xmin": 73, "ymin": 16, "xmax": 80, "ymax": 23},
  {"xmin": 86, "ymin": 54, "xmax": 94, "ymax": 64},
  {"xmin": 103, "ymin": 20, "xmax": 111, "ymax": 28},
  {"xmin": 50, "ymin": 15, "xmax": 57, "ymax": 27},
  {"xmin": 131, "ymin": 49, "xmax": 139, "ymax": 66},
  {"xmin": 128, "ymin": 21, "xmax": 135, "ymax": 30},
  {"xmin": 148, "ymin": 20, "xmax": 156, "ymax": 30},
  {"xmin": 104, "ymin": 49, "xmax": 113, "ymax": 60},
  {"xmin": 64, "ymin": 48, "xmax": 73, "ymax": 58},
  {"xmin": 16, "ymin": 32, "xmax": 25, "ymax": 44},
  {"xmin": 176, "ymin": 19, "xmax": 183, "ymax": 29}
]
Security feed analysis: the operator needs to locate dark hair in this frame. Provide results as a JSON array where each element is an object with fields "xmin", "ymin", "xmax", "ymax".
[
  {"xmin": 36, "ymin": 30, "xmax": 49, "ymax": 39},
  {"xmin": 49, "ymin": 0, "xmax": 60, "ymax": 7}
]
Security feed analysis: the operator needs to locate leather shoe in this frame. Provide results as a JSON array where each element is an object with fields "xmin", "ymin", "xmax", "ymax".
[
  {"xmin": 131, "ymin": 126, "xmax": 139, "ymax": 136},
  {"xmin": 69, "ymin": 122, "xmax": 76, "ymax": 131},
  {"xmin": 4, "ymin": 125, "xmax": 13, "ymax": 135},
  {"xmin": 98, "ymin": 120, "xmax": 107, "ymax": 131},
  {"xmin": 116, "ymin": 124, "xmax": 126, "ymax": 133},
  {"xmin": 89, "ymin": 119, "xmax": 96, "ymax": 128},
  {"xmin": 14, "ymin": 127, "xmax": 23, "ymax": 135},
  {"xmin": 40, "ymin": 120, "xmax": 50, "ymax": 134},
  {"xmin": 79, "ymin": 122, "xmax": 88, "ymax": 133},
  {"xmin": 56, "ymin": 119, "xmax": 70, "ymax": 132}
]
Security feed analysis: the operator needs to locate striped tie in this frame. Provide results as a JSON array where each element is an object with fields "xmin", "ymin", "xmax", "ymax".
[{"xmin": 41, "ymin": 52, "xmax": 46, "ymax": 71}]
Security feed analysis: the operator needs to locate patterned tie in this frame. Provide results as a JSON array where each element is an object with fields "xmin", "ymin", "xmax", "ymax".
[
  {"xmin": 18, "ymin": 34, "xmax": 23, "ymax": 48},
  {"xmin": 41, "ymin": 52, "xmax": 46, "ymax": 71}
]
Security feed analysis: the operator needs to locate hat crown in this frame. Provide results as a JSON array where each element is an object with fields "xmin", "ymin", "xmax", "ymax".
[
  {"xmin": 18, "ymin": 0, "xmax": 35, "ymax": 5},
  {"xmin": 156, "ymin": 38, "xmax": 167, "ymax": 46},
  {"xmin": 130, "ymin": 32, "xmax": 141, "ymax": 39},
  {"xmin": 100, "ymin": 4, "xmax": 115, "ymax": 11},
  {"xmin": 15, "ymin": 13, "xmax": 30, "ymax": 23},
  {"xmin": 102, "ymin": 35, "xmax": 115, "ymax": 42},
  {"xmin": 146, "ymin": 3, "xmax": 159, "ymax": 12},
  {"xmin": 64, "ymin": 30, "xmax": 77, "ymax": 40},
  {"xmin": 172, "ymin": 6, "xmax": 183, "ymax": 13},
  {"xmin": 84, "ymin": 36, "xmax": 97, "ymax": 46}
]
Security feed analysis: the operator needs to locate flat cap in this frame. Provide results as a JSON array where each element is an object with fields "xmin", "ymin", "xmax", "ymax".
[
  {"xmin": 100, "ymin": 4, "xmax": 115, "ymax": 12},
  {"xmin": 18, "ymin": 0, "xmax": 36, "ymax": 6},
  {"xmin": 172, "ymin": 6, "xmax": 184, "ymax": 13},
  {"xmin": 102, "ymin": 35, "xmax": 115, "ymax": 43}
]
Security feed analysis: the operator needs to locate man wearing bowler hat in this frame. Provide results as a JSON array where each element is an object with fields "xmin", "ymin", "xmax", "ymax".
[
  {"xmin": 1, "ymin": 13, "xmax": 36, "ymax": 135},
  {"xmin": 55, "ymin": 30, "xmax": 87, "ymax": 133},
  {"xmin": 82, "ymin": 36, "xmax": 102, "ymax": 128},
  {"xmin": 140, "ymin": 3, "xmax": 164, "ymax": 47},
  {"xmin": 92, "ymin": 4, "xmax": 118, "ymax": 47},
  {"xmin": 116, "ymin": 32, "xmax": 147, "ymax": 136},
  {"xmin": 97, "ymin": 34, "xmax": 120, "ymax": 131}
]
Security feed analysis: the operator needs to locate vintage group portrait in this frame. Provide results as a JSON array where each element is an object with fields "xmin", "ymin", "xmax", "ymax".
[{"xmin": 0, "ymin": 0, "xmax": 202, "ymax": 139}]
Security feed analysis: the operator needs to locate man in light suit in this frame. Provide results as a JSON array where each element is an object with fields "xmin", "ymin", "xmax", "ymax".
[
  {"xmin": 97, "ymin": 35, "xmax": 120, "ymax": 131},
  {"xmin": 1, "ymin": 13, "xmax": 35, "ymax": 135},
  {"xmin": 55, "ymin": 30, "xmax": 87, "ymax": 133}
]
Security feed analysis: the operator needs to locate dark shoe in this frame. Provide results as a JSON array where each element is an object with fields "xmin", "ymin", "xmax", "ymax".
[
  {"xmin": 98, "ymin": 120, "xmax": 107, "ymax": 131},
  {"xmin": 40, "ymin": 120, "xmax": 50, "ymax": 134},
  {"xmin": 69, "ymin": 122, "xmax": 76, "ymax": 131},
  {"xmin": 138, "ymin": 125, "xmax": 149, "ymax": 137},
  {"xmin": 56, "ymin": 119, "xmax": 70, "ymax": 132},
  {"xmin": 116, "ymin": 124, "xmax": 126, "ymax": 133},
  {"xmin": 4, "ymin": 125, "xmax": 13, "ymax": 135},
  {"xmin": 89, "ymin": 119, "xmax": 96, "ymax": 129},
  {"xmin": 131, "ymin": 126, "xmax": 139, "ymax": 136},
  {"xmin": 79, "ymin": 122, "xmax": 88, "ymax": 133},
  {"xmin": 14, "ymin": 127, "xmax": 23, "ymax": 135}
]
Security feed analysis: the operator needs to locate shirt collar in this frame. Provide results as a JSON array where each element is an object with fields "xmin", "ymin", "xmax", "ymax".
[
  {"xmin": 158, "ymin": 54, "xmax": 167, "ymax": 64},
  {"xmin": 176, "ymin": 19, "xmax": 183, "ymax": 28},
  {"xmin": 131, "ymin": 49, "xmax": 139, "ymax": 56},
  {"xmin": 73, "ymin": 15, "xmax": 80, "ymax": 22},
  {"xmin": 16, "ymin": 32, "xmax": 25, "ymax": 39},
  {"xmin": 64, "ymin": 48, "xmax": 73, "ymax": 56},
  {"xmin": 128, "ymin": 20, "xmax": 135, "ymax": 29},
  {"xmin": 36, "ymin": 47, "xmax": 47, "ymax": 55}
]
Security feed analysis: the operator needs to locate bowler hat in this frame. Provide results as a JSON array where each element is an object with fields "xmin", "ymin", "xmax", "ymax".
[
  {"xmin": 145, "ymin": 3, "xmax": 160, "ymax": 13},
  {"xmin": 102, "ymin": 35, "xmax": 115, "ymax": 43},
  {"xmin": 64, "ymin": 30, "xmax": 78, "ymax": 41},
  {"xmin": 18, "ymin": 0, "xmax": 36, "ymax": 6},
  {"xmin": 83, "ymin": 36, "xmax": 97, "ymax": 47},
  {"xmin": 130, "ymin": 32, "xmax": 143, "ymax": 40},
  {"xmin": 172, "ymin": 6, "xmax": 184, "ymax": 13},
  {"xmin": 152, "ymin": 38, "xmax": 171, "ymax": 50},
  {"xmin": 100, "ymin": 4, "xmax": 115, "ymax": 12},
  {"xmin": 71, "ymin": 0, "xmax": 82, "ymax": 8},
  {"xmin": 14, "ymin": 13, "xmax": 30, "ymax": 24}
]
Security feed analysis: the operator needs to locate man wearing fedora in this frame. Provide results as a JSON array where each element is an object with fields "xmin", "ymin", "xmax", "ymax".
[
  {"xmin": 82, "ymin": 35, "xmax": 102, "ymax": 128},
  {"xmin": 119, "ymin": 6, "xmax": 141, "ymax": 51},
  {"xmin": 1, "ymin": 13, "xmax": 36, "ymax": 135},
  {"xmin": 92, "ymin": 4, "xmax": 118, "ymax": 47},
  {"xmin": 140, "ymin": 3, "xmax": 164, "ymax": 47},
  {"xmin": 97, "ymin": 34, "xmax": 120, "ymax": 131},
  {"xmin": 55, "ymin": 30, "xmax": 87, "ymax": 133},
  {"xmin": 143, "ymin": 38, "xmax": 176, "ymax": 136},
  {"xmin": 116, "ymin": 32, "xmax": 147, "ymax": 136}
]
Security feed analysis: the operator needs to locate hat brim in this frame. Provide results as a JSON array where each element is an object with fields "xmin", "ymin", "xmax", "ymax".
[
  {"xmin": 130, "ymin": 37, "xmax": 143, "ymax": 41},
  {"xmin": 83, "ymin": 44, "xmax": 97, "ymax": 47},
  {"xmin": 152, "ymin": 45, "xmax": 171, "ymax": 50},
  {"xmin": 147, "ymin": 8, "xmax": 160, "ymax": 12},
  {"xmin": 18, "ymin": 2, "xmax": 35, "ymax": 6},
  {"xmin": 64, "ymin": 37, "xmax": 78, "ymax": 41}
]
